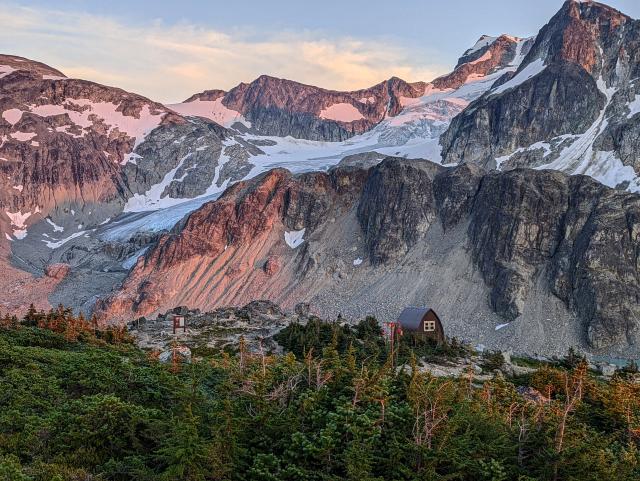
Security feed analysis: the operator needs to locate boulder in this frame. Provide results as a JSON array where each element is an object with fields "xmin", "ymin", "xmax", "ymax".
[
  {"xmin": 44, "ymin": 263, "xmax": 70, "ymax": 280},
  {"xmin": 263, "ymin": 256, "xmax": 280, "ymax": 276},
  {"xmin": 158, "ymin": 346, "xmax": 192, "ymax": 364},
  {"xmin": 598, "ymin": 363, "xmax": 617, "ymax": 377},
  {"xmin": 294, "ymin": 302, "xmax": 311, "ymax": 318}
]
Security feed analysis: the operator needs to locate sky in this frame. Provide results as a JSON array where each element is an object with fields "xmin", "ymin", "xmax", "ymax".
[{"xmin": 2, "ymin": 0, "xmax": 640, "ymax": 103}]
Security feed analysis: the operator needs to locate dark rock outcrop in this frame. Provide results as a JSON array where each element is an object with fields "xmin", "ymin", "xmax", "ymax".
[
  {"xmin": 440, "ymin": 62, "xmax": 605, "ymax": 166},
  {"xmin": 357, "ymin": 159, "xmax": 443, "ymax": 264}
]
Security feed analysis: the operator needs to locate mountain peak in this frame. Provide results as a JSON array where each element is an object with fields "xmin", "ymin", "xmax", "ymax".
[
  {"xmin": 520, "ymin": 0, "xmax": 633, "ymax": 76},
  {"xmin": 432, "ymin": 34, "xmax": 529, "ymax": 90},
  {"xmin": 462, "ymin": 34, "xmax": 520, "ymax": 59},
  {"xmin": 0, "ymin": 54, "xmax": 66, "ymax": 80},
  {"xmin": 182, "ymin": 89, "xmax": 226, "ymax": 103}
]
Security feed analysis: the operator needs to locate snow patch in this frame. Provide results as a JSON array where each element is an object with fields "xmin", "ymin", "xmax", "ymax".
[
  {"xmin": 10, "ymin": 131, "xmax": 37, "ymax": 142},
  {"xmin": 122, "ymin": 247, "xmax": 149, "ymax": 269},
  {"xmin": 626, "ymin": 94, "xmax": 640, "ymax": 119},
  {"xmin": 319, "ymin": 103, "xmax": 364, "ymax": 122},
  {"xmin": 353, "ymin": 258, "xmax": 363, "ymax": 266},
  {"xmin": 491, "ymin": 58, "xmax": 546, "ymax": 96},
  {"xmin": 168, "ymin": 98, "xmax": 248, "ymax": 128},
  {"xmin": 12, "ymin": 184, "xmax": 23, "ymax": 192},
  {"xmin": 495, "ymin": 323, "xmax": 510, "ymax": 331},
  {"xmin": 123, "ymin": 152, "xmax": 195, "ymax": 211},
  {"xmin": 6, "ymin": 209, "xmax": 38, "ymax": 239},
  {"xmin": 284, "ymin": 229, "xmax": 305, "ymax": 248},
  {"xmin": 495, "ymin": 140, "xmax": 552, "ymax": 169},
  {"xmin": 42, "ymin": 230, "xmax": 88, "ymax": 249},
  {"xmin": 0, "ymin": 65, "xmax": 17, "ymax": 79},
  {"xmin": 2, "ymin": 109, "xmax": 23, "ymax": 125},
  {"xmin": 124, "ymin": 153, "xmax": 143, "ymax": 164},
  {"xmin": 464, "ymin": 36, "xmax": 497, "ymax": 56},
  {"xmin": 46, "ymin": 218, "xmax": 64, "ymax": 232}
]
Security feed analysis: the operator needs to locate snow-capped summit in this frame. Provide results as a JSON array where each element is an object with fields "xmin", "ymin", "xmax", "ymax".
[{"xmin": 441, "ymin": 0, "xmax": 640, "ymax": 192}]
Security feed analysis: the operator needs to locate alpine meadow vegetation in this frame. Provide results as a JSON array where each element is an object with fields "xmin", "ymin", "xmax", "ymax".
[{"xmin": 0, "ymin": 306, "xmax": 639, "ymax": 480}]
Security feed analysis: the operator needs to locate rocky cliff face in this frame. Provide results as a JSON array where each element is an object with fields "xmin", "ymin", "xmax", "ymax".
[
  {"xmin": 432, "ymin": 35, "xmax": 532, "ymax": 90},
  {"xmin": 440, "ymin": 0, "xmax": 640, "ymax": 193},
  {"xmin": 97, "ymin": 159, "xmax": 640, "ymax": 354},
  {"xmin": 0, "ymin": 54, "xmax": 171, "ymax": 218}
]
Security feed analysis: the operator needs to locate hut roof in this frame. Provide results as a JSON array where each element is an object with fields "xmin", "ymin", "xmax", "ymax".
[{"xmin": 397, "ymin": 307, "xmax": 432, "ymax": 331}]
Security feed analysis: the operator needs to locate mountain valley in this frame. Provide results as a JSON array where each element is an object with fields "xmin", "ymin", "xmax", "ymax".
[{"xmin": 2, "ymin": 0, "xmax": 640, "ymax": 358}]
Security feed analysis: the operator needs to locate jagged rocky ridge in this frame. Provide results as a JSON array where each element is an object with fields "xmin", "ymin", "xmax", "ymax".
[
  {"xmin": 441, "ymin": 0, "xmax": 640, "ymax": 191},
  {"xmin": 172, "ymin": 75, "xmax": 427, "ymax": 141},
  {"xmin": 97, "ymin": 158, "xmax": 640, "ymax": 354}
]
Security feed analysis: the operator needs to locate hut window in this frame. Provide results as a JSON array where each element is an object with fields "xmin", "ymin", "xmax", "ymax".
[{"xmin": 424, "ymin": 321, "xmax": 435, "ymax": 332}]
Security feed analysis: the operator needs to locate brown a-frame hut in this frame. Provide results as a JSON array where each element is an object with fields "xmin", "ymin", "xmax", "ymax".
[{"xmin": 396, "ymin": 307, "xmax": 445, "ymax": 344}]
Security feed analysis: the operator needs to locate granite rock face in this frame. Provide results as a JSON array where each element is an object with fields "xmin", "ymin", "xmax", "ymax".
[
  {"xmin": 440, "ymin": 0, "xmax": 640, "ymax": 188},
  {"xmin": 357, "ymin": 159, "xmax": 443, "ymax": 264},
  {"xmin": 440, "ymin": 62, "xmax": 605, "ymax": 166},
  {"xmin": 98, "ymin": 158, "xmax": 640, "ymax": 352}
]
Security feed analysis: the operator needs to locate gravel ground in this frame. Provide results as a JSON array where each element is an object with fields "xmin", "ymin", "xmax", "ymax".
[{"xmin": 282, "ymin": 209, "xmax": 598, "ymax": 358}]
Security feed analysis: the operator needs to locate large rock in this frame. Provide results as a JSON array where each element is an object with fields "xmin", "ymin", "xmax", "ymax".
[
  {"xmin": 44, "ymin": 263, "xmax": 70, "ymax": 280},
  {"xmin": 158, "ymin": 346, "xmax": 192, "ymax": 364}
]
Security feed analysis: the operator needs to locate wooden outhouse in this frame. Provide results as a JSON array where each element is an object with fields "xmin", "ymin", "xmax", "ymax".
[{"xmin": 172, "ymin": 314, "xmax": 186, "ymax": 334}]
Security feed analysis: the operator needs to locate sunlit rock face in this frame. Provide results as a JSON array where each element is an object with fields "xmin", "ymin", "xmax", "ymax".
[
  {"xmin": 172, "ymin": 75, "xmax": 428, "ymax": 142},
  {"xmin": 441, "ymin": 0, "xmax": 640, "ymax": 193}
]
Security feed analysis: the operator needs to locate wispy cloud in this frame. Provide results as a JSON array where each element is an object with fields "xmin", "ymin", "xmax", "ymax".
[{"xmin": 0, "ymin": 3, "xmax": 449, "ymax": 102}]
